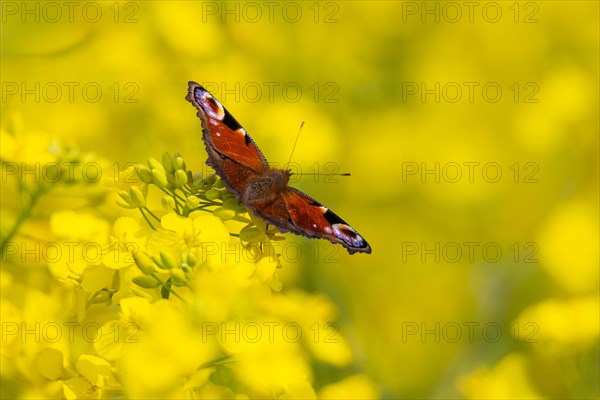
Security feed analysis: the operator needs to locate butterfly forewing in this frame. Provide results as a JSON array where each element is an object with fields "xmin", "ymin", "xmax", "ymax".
[
  {"xmin": 281, "ymin": 188, "xmax": 371, "ymax": 254},
  {"xmin": 186, "ymin": 82, "xmax": 268, "ymax": 172}
]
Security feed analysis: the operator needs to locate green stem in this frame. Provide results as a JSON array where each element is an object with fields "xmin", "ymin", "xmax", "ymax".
[
  {"xmin": 1, "ymin": 185, "xmax": 47, "ymax": 257},
  {"xmin": 173, "ymin": 193, "xmax": 181, "ymax": 214},
  {"xmin": 139, "ymin": 208, "xmax": 156, "ymax": 230},
  {"xmin": 144, "ymin": 207, "xmax": 161, "ymax": 222},
  {"xmin": 197, "ymin": 355, "xmax": 235, "ymax": 370},
  {"xmin": 193, "ymin": 205, "xmax": 216, "ymax": 212},
  {"xmin": 168, "ymin": 288, "xmax": 187, "ymax": 303},
  {"xmin": 159, "ymin": 187, "xmax": 186, "ymax": 202}
]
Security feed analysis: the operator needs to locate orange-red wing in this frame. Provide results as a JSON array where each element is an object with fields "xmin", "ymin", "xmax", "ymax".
[
  {"xmin": 186, "ymin": 82, "xmax": 268, "ymax": 174},
  {"xmin": 280, "ymin": 188, "xmax": 371, "ymax": 254}
]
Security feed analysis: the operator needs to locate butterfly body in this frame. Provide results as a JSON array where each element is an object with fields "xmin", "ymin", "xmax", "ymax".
[{"xmin": 186, "ymin": 81, "xmax": 371, "ymax": 254}]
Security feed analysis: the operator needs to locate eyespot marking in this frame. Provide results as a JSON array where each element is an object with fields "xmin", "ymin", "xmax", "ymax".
[
  {"xmin": 200, "ymin": 91, "xmax": 225, "ymax": 120},
  {"xmin": 332, "ymin": 223, "xmax": 364, "ymax": 247}
]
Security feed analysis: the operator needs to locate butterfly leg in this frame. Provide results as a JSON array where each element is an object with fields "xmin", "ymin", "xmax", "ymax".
[{"xmin": 260, "ymin": 223, "xmax": 270, "ymax": 252}]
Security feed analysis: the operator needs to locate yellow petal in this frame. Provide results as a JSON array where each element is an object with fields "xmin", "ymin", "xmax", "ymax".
[
  {"xmin": 537, "ymin": 200, "xmax": 599, "ymax": 293},
  {"xmin": 515, "ymin": 295, "xmax": 599, "ymax": 347},
  {"xmin": 459, "ymin": 353, "xmax": 543, "ymax": 399},
  {"xmin": 50, "ymin": 211, "xmax": 110, "ymax": 241},
  {"xmin": 161, "ymin": 212, "xmax": 191, "ymax": 234},
  {"xmin": 319, "ymin": 374, "xmax": 379, "ymax": 400},
  {"xmin": 81, "ymin": 265, "xmax": 114, "ymax": 292},
  {"xmin": 34, "ymin": 348, "xmax": 64, "ymax": 381},
  {"xmin": 76, "ymin": 355, "xmax": 112, "ymax": 387}
]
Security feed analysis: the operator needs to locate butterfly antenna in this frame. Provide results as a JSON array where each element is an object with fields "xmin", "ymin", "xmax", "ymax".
[
  {"xmin": 285, "ymin": 121, "xmax": 304, "ymax": 171},
  {"xmin": 284, "ymin": 122, "xmax": 351, "ymax": 177}
]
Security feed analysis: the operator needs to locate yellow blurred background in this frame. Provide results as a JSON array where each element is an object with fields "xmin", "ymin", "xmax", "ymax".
[{"xmin": 1, "ymin": 1, "xmax": 598, "ymax": 398}]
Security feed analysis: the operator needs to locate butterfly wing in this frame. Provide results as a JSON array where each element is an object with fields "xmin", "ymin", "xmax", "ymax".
[
  {"xmin": 279, "ymin": 187, "xmax": 371, "ymax": 254},
  {"xmin": 186, "ymin": 81, "xmax": 269, "ymax": 197}
]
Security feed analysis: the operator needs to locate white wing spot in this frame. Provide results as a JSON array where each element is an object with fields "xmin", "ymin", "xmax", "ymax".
[
  {"xmin": 312, "ymin": 223, "xmax": 317, "ymax": 229},
  {"xmin": 216, "ymin": 132, "xmax": 221, "ymax": 136},
  {"xmin": 324, "ymin": 226, "xmax": 332, "ymax": 234}
]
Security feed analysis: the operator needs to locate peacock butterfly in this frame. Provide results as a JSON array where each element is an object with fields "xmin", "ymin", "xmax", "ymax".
[{"xmin": 185, "ymin": 81, "xmax": 371, "ymax": 254}]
